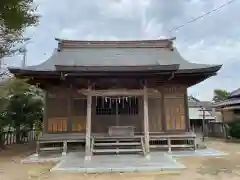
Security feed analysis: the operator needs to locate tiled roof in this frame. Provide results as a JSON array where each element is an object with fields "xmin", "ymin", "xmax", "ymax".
[
  {"xmin": 188, "ymin": 96, "xmax": 214, "ymax": 109},
  {"xmin": 188, "ymin": 96, "xmax": 215, "ymax": 120},
  {"xmin": 230, "ymin": 88, "xmax": 240, "ymax": 97},
  {"xmin": 214, "ymin": 98, "xmax": 240, "ymax": 107},
  {"xmin": 189, "ymin": 107, "xmax": 215, "ymax": 120},
  {"xmin": 8, "ymin": 39, "xmax": 222, "ymax": 74},
  {"xmin": 57, "ymin": 38, "xmax": 175, "ymax": 49}
]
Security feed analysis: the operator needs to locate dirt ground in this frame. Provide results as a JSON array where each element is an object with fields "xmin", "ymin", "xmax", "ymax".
[{"xmin": 0, "ymin": 139, "xmax": 240, "ymax": 180}]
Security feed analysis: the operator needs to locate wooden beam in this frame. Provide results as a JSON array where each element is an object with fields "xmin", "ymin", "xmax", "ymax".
[
  {"xmin": 85, "ymin": 85, "xmax": 92, "ymax": 161},
  {"xmin": 143, "ymin": 85, "xmax": 150, "ymax": 156},
  {"xmin": 78, "ymin": 88, "xmax": 161, "ymax": 97},
  {"xmin": 79, "ymin": 89, "xmax": 144, "ymax": 96}
]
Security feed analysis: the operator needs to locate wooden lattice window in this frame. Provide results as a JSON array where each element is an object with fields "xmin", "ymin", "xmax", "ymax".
[{"xmin": 95, "ymin": 96, "xmax": 139, "ymax": 115}]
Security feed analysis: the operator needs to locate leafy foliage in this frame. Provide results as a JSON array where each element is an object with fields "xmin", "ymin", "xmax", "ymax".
[
  {"xmin": 213, "ymin": 89, "xmax": 230, "ymax": 103},
  {"xmin": 228, "ymin": 119, "xmax": 240, "ymax": 139},
  {"xmin": 0, "ymin": 0, "xmax": 39, "ymax": 58},
  {"xmin": 5, "ymin": 93, "xmax": 43, "ymax": 128},
  {"xmin": 0, "ymin": 78, "xmax": 43, "ymax": 145}
]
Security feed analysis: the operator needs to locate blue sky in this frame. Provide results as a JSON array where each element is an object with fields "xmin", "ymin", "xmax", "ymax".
[{"xmin": 3, "ymin": 0, "xmax": 240, "ymax": 101}]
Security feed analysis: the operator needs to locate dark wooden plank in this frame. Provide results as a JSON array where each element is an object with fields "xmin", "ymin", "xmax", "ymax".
[
  {"xmin": 161, "ymin": 89, "xmax": 166, "ymax": 131},
  {"xmin": 43, "ymin": 91, "xmax": 48, "ymax": 134},
  {"xmin": 184, "ymin": 91, "xmax": 190, "ymax": 131},
  {"xmin": 67, "ymin": 84, "xmax": 72, "ymax": 132}
]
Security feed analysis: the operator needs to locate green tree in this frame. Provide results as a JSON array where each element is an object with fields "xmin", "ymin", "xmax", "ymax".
[
  {"xmin": 0, "ymin": 0, "xmax": 39, "ymax": 58},
  {"xmin": 0, "ymin": 78, "xmax": 30, "ymax": 112},
  {"xmin": 228, "ymin": 119, "xmax": 240, "ymax": 139},
  {"xmin": 0, "ymin": 78, "xmax": 43, "ymax": 147},
  {"xmin": 213, "ymin": 89, "xmax": 230, "ymax": 103},
  {"xmin": 4, "ymin": 93, "xmax": 43, "ymax": 143}
]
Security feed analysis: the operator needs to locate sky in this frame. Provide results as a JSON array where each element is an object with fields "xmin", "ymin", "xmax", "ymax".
[{"xmin": 3, "ymin": 0, "xmax": 240, "ymax": 101}]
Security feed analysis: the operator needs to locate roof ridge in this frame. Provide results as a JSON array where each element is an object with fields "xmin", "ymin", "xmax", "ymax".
[{"xmin": 55, "ymin": 38, "xmax": 176, "ymax": 51}]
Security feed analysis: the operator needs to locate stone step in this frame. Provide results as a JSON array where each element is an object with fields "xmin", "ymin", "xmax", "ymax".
[
  {"xmin": 92, "ymin": 148, "xmax": 143, "ymax": 153},
  {"xmin": 150, "ymin": 144, "xmax": 193, "ymax": 148},
  {"xmin": 40, "ymin": 147, "xmax": 62, "ymax": 151},
  {"xmin": 93, "ymin": 138, "xmax": 142, "ymax": 142},
  {"xmin": 94, "ymin": 142, "xmax": 141, "ymax": 146}
]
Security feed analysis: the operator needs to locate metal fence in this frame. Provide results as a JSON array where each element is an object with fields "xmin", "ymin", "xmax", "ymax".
[{"xmin": 2, "ymin": 129, "xmax": 37, "ymax": 145}]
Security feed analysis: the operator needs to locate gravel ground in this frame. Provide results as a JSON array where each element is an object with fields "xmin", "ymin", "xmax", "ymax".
[{"xmin": 0, "ymin": 139, "xmax": 240, "ymax": 180}]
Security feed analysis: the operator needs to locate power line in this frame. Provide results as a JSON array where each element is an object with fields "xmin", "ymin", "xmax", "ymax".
[{"xmin": 168, "ymin": 0, "xmax": 238, "ymax": 33}]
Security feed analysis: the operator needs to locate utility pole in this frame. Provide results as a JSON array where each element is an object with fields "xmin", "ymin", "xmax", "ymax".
[{"xmin": 20, "ymin": 46, "xmax": 27, "ymax": 68}]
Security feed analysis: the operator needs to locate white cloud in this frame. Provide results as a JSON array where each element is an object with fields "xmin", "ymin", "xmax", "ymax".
[
  {"xmin": 5, "ymin": 0, "xmax": 240, "ymax": 101},
  {"xmin": 98, "ymin": 0, "xmax": 150, "ymax": 19},
  {"xmin": 179, "ymin": 39, "xmax": 240, "ymax": 64},
  {"xmin": 84, "ymin": 34, "xmax": 118, "ymax": 40}
]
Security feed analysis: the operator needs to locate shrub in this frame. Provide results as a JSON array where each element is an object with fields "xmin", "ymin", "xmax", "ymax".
[{"xmin": 228, "ymin": 119, "xmax": 240, "ymax": 139}]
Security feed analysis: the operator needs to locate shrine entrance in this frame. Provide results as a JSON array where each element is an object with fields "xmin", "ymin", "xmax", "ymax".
[{"xmin": 92, "ymin": 96, "xmax": 143, "ymax": 133}]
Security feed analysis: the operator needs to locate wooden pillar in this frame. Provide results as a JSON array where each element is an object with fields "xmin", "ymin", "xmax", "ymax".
[
  {"xmin": 43, "ymin": 91, "xmax": 48, "ymax": 134},
  {"xmin": 202, "ymin": 107, "xmax": 206, "ymax": 141},
  {"xmin": 161, "ymin": 89, "xmax": 166, "ymax": 132},
  {"xmin": 62, "ymin": 140, "xmax": 67, "ymax": 156},
  {"xmin": 143, "ymin": 85, "xmax": 150, "ymax": 156},
  {"xmin": 85, "ymin": 85, "xmax": 92, "ymax": 161},
  {"xmin": 184, "ymin": 91, "xmax": 190, "ymax": 132},
  {"xmin": 36, "ymin": 140, "xmax": 40, "ymax": 156},
  {"xmin": 67, "ymin": 85, "xmax": 72, "ymax": 132}
]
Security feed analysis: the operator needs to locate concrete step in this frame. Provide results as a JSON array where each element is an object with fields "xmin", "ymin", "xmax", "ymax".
[
  {"xmin": 93, "ymin": 138, "xmax": 142, "ymax": 142},
  {"xmin": 93, "ymin": 148, "xmax": 143, "ymax": 153},
  {"xmin": 40, "ymin": 147, "xmax": 62, "ymax": 151},
  {"xmin": 150, "ymin": 144, "xmax": 193, "ymax": 148},
  {"xmin": 94, "ymin": 142, "xmax": 141, "ymax": 146}
]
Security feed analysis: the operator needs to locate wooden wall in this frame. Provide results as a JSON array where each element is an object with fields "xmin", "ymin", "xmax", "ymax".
[
  {"xmin": 163, "ymin": 85, "xmax": 186, "ymax": 131},
  {"xmin": 148, "ymin": 96, "xmax": 163, "ymax": 132},
  {"xmin": 44, "ymin": 85, "xmax": 188, "ymax": 134},
  {"xmin": 46, "ymin": 87, "xmax": 86, "ymax": 133},
  {"xmin": 222, "ymin": 110, "xmax": 234, "ymax": 122}
]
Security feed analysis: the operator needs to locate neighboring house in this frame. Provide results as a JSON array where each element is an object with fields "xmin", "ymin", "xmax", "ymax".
[
  {"xmin": 188, "ymin": 96, "xmax": 215, "ymax": 120},
  {"xmin": 188, "ymin": 96, "xmax": 216, "ymax": 132},
  {"xmin": 215, "ymin": 88, "xmax": 240, "ymax": 122}
]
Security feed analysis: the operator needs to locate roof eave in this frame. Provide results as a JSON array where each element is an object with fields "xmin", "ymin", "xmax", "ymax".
[
  {"xmin": 54, "ymin": 64, "xmax": 179, "ymax": 73},
  {"xmin": 176, "ymin": 64, "xmax": 222, "ymax": 74},
  {"xmin": 8, "ymin": 67, "xmax": 58, "ymax": 76}
]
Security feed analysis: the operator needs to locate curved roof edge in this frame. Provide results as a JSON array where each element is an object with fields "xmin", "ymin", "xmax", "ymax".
[
  {"xmin": 8, "ymin": 64, "xmax": 180, "ymax": 75},
  {"xmin": 176, "ymin": 64, "xmax": 222, "ymax": 74},
  {"xmin": 8, "ymin": 64, "xmax": 222, "ymax": 76}
]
